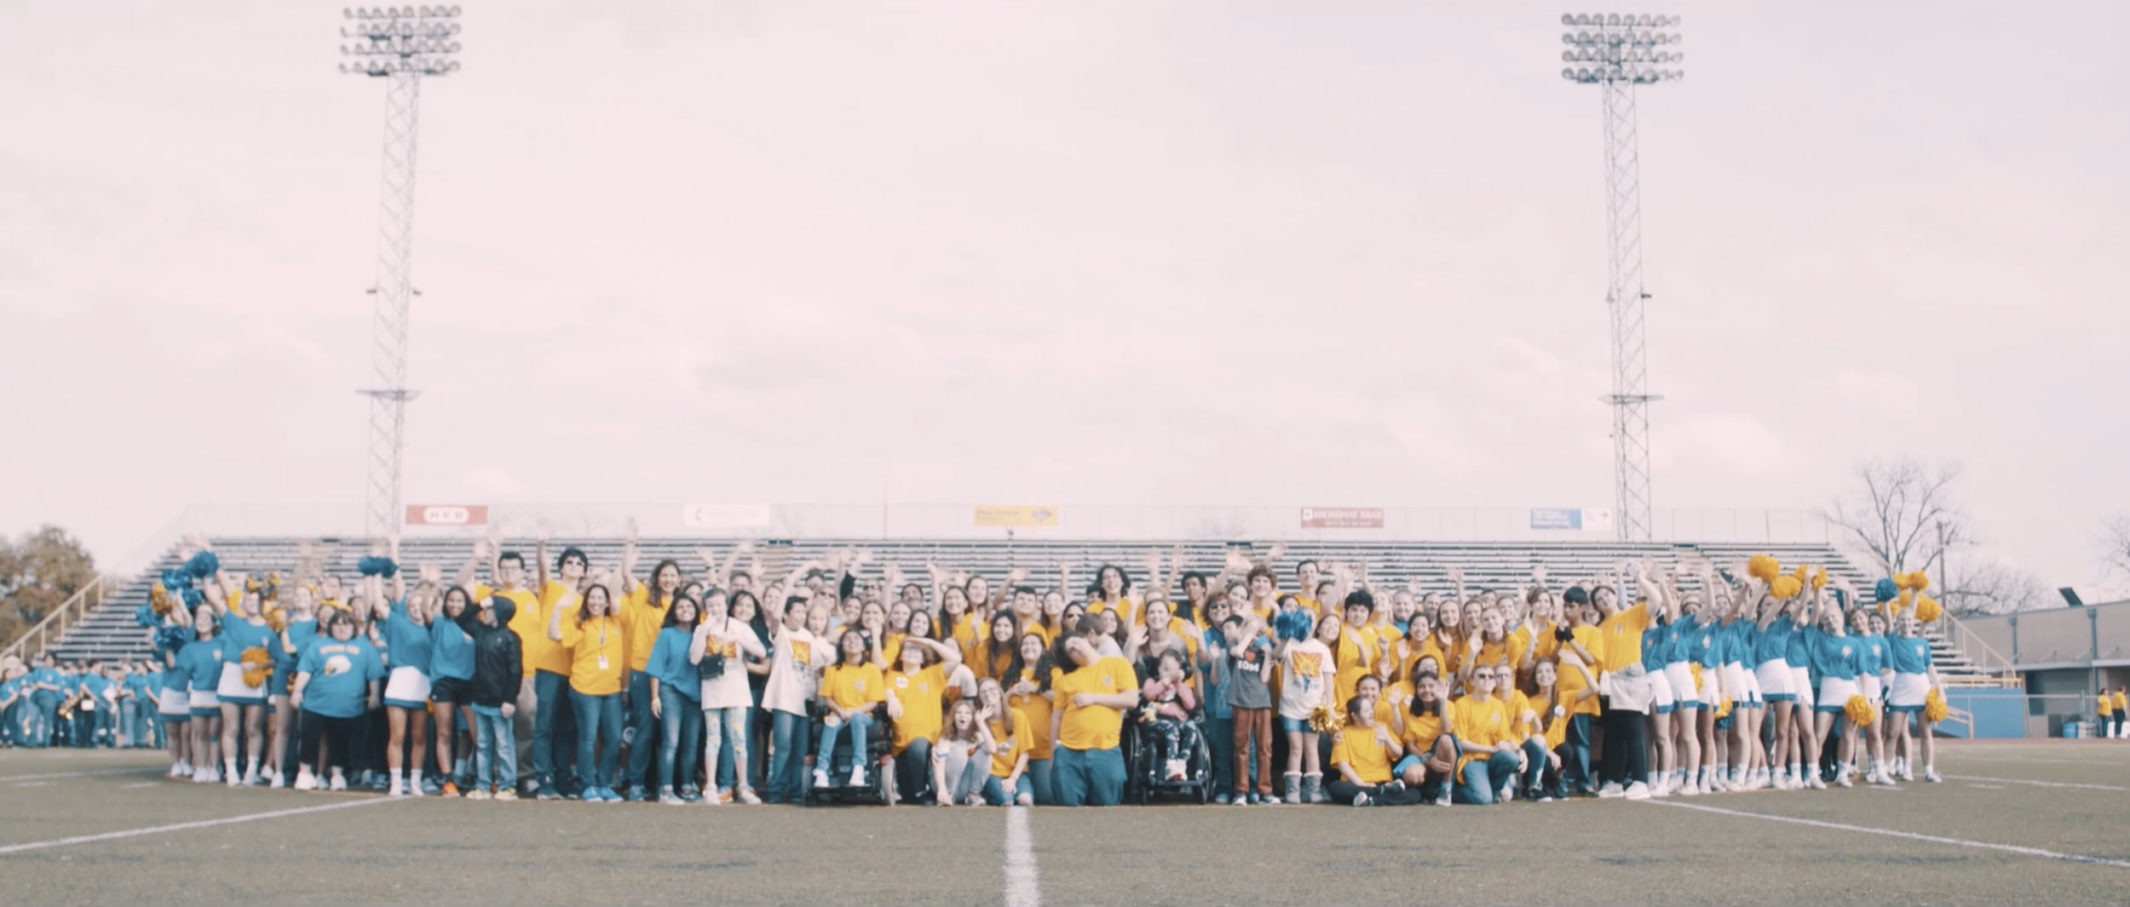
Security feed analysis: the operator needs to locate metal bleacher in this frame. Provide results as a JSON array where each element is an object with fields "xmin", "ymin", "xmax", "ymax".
[
  {"xmin": 53, "ymin": 535, "xmax": 1887, "ymax": 663},
  {"xmin": 46, "ymin": 536, "xmax": 2003, "ymax": 685}
]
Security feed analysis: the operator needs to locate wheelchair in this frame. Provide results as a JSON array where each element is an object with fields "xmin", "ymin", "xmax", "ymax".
[
  {"xmin": 1122, "ymin": 705, "xmax": 1215, "ymax": 805},
  {"xmin": 802, "ymin": 701, "xmax": 892, "ymax": 807}
]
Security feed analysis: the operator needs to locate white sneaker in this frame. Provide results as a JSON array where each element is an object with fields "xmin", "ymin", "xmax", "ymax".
[
  {"xmin": 1650, "ymin": 780, "xmax": 1671, "ymax": 799},
  {"xmin": 293, "ymin": 768, "xmax": 318, "ymax": 791},
  {"xmin": 170, "ymin": 761, "xmax": 190, "ymax": 779},
  {"xmin": 1834, "ymin": 773, "xmax": 1853, "ymax": 788},
  {"xmin": 1806, "ymin": 775, "xmax": 1826, "ymax": 790},
  {"xmin": 1498, "ymin": 785, "xmax": 1514, "ymax": 803},
  {"xmin": 736, "ymin": 787, "xmax": 761, "ymax": 805},
  {"xmin": 1678, "ymin": 781, "xmax": 1700, "ymax": 796},
  {"xmin": 1624, "ymin": 781, "xmax": 1651, "ymax": 801},
  {"xmin": 1897, "ymin": 765, "xmax": 1915, "ymax": 782},
  {"xmin": 389, "ymin": 780, "xmax": 405, "ymax": 798},
  {"xmin": 268, "ymin": 770, "xmax": 285, "ymax": 789},
  {"xmin": 1923, "ymin": 767, "xmax": 1941, "ymax": 783},
  {"xmin": 813, "ymin": 769, "xmax": 831, "ymax": 789},
  {"xmin": 849, "ymin": 766, "xmax": 867, "ymax": 787},
  {"xmin": 1597, "ymin": 782, "xmax": 1625, "ymax": 799},
  {"xmin": 329, "ymin": 773, "xmax": 348, "ymax": 791},
  {"xmin": 1165, "ymin": 759, "xmax": 1188, "ymax": 781}
]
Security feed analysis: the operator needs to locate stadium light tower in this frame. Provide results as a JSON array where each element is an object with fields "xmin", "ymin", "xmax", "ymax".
[
  {"xmin": 1559, "ymin": 12, "xmax": 1682, "ymax": 542},
  {"xmin": 340, "ymin": 6, "xmax": 462, "ymax": 537}
]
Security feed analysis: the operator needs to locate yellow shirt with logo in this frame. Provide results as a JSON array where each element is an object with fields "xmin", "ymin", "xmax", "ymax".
[
  {"xmin": 559, "ymin": 613, "xmax": 626, "ymax": 696},
  {"xmin": 822, "ymin": 662, "xmax": 887, "ymax": 712},
  {"xmin": 1451, "ymin": 695, "xmax": 1511, "ymax": 772},
  {"xmin": 1597, "ymin": 602, "xmax": 1652, "ymax": 673},
  {"xmin": 1400, "ymin": 698, "xmax": 1455, "ymax": 755},
  {"xmin": 887, "ymin": 663, "xmax": 948, "ymax": 755},
  {"xmin": 988, "ymin": 709, "xmax": 1032, "ymax": 778},
  {"xmin": 1008, "ymin": 668, "xmax": 1056, "ymax": 761},
  {"xmin": 1052, "ymin": 656, "xmax": 1137, "ymax": 752},
  {"xmin": 1330, "ymin": 724, "xmax": 1395, "ymax": 784}
]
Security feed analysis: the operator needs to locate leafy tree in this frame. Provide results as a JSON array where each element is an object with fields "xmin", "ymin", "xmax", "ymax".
[{"xmin": 0, "ymin": 525, "xmax": 99, "ymax": 648}]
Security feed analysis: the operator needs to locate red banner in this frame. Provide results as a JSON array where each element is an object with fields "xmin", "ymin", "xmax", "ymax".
[
  {"xmin": 405, "ymin": 504, "xmax": 489, "ymax": 526},
  {"xmin": 1299, "ymin": 507, "xmax": 1384, "ymax": 529}
]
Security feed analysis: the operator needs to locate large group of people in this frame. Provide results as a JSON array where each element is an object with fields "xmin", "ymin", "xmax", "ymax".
[{"xmin": 10, "ymin": 535, "xmax": 2020, "ymax": 808}]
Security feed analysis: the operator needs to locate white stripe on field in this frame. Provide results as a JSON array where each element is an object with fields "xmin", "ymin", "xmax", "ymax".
[
  {"xmin": 1649, "ymin": 800, "xmax": 2130, "ymax": 869},
  {"xmin": 1943, "ymin": 774, "xmax": 2130, "ymax": 793},
  {"xmin": 0, "ymin": 767, "xmax": 161, "ymax": 782},
  {"xmin": 1004, "ymin": 806, "xmax": 1040, "ymax": 907},
  {"xmin": 0, "ymin": 798, "xmax": 395, "ymax": 856}
]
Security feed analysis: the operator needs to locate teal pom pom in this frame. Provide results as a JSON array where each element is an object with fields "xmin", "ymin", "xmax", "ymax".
[{"xmin": 1873, "ymin": 578, "xmax": 1899, "ymax": 603}]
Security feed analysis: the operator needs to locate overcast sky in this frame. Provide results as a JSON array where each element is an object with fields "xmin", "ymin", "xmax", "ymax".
[{"xmin": 3, "ymin": 1, "xmax": 2126, "ymax": 593}]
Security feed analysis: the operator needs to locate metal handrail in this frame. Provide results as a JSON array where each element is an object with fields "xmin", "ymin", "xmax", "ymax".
[
  {"xmin": 1935, "ymin": 613, "xmax": 2021, "ymax": 687},
  {"xmin": 0, "ymin": 576, "xmax": 104, "ymax": 664},
  {"xmin": 1942, "ymin": 705, "xmax": 1975, "ymax": 739}
]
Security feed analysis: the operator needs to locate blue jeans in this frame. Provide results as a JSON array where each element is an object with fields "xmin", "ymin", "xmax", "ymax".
[
  {"xmin": 814, "ymin": 711, "xmax": 873, "ymax": 777},
  {"xmin": 532, "ymin": 671, "xmax": 569, "ymax": 789},
  {"xmin": 703, "ymin": 705, "xmax": 750, "ymax": 791},
  {"xmin": 1204, "ymin": 715, "xmax": 1234, "ymax": 797},
  {"xmin": 767, "ymin": 709, "xmax": 810, "ymax": 803},
  {"xmin": 624, "ymin": 670, "xmax": 658, "ymax": 792},
  {"xmin": 658, "ymin": 697, "xmax": 702, "ymax": 793},
  {"xmin": 896, "ymin": 737, "xmax": 935, "ymax": 803},
  {"xmin": 1520, "ymin": 739, "xmax": 1551, "ymax": 794},
  {"xmin": 982, "ymin": 774, "xmax": 1029, "ymax": 805},
  {"xmin": 119, "ymin": 700, "xmax": 142, "ymax": 747},
  {"xmin": 1026, "ymin": 757, "xmax": 1054, "ymax": 804},
  {"xmin": 1563, "ymin": 713, "xmax": 1595, "ymax": 794},
  {"xmin": 471, "ymin": 704, "xmax": 517, "ymax": 792},
  {"xmin": 568, "ymin": 689, "xmax": 623, "ymax": 792},
  {"xmin": 1455, "ymin": 751, "xmax": 1521, "ymax": 804},
  {"xmin": 715, "ymin": 705, "xmax": 756, "ymax": 791},
  {"xmin": 1052, "ymin": 746, "xmax": 1125, "ymax": 806}
]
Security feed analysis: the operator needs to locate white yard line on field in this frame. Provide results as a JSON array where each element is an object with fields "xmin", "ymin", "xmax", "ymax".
[
  {"xmin": 1648, "ymin": 799, "xmax": 2130, "ymax": 869},
  {"xmin": 0, "ymin": 798, "xmax": 396, "ymax": 857}
]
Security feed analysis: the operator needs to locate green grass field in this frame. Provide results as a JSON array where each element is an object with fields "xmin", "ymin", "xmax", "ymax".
[{"xmin": 3, "ymin": 740, "xmax": 2128, "ymax": 905}]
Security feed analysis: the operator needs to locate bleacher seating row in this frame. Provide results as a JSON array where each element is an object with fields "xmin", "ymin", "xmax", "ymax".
[{"xmin": 45, "ymin": 536, "xmax": 1995, "ymax": 685}]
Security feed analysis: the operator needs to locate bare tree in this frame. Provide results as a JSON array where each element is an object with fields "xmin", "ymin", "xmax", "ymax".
[
  {"xmin": 2103, "ymin": 515, "xmax": 2130, "ymax": 583},
  {"xmin": 1823, "ymin": 458, "xmax": 1967, "ymax": 576},
  {"xmin": 1941, "ymin": 560, "xmax": 2050, "ymax": 616}
]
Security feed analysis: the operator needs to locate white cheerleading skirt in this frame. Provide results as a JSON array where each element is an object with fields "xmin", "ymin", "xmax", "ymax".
[
  {"xmin": 216, "ymin": 662, "xmax": 266, "ymax": 703},
  {"xmin": 1663, "ymin": 662, "xmax": 1699, "ymax": 708},
  {"xmin": 1816, "ymin": 675, "xmax": 1858, "ymax": 712},
  {"xmin": 1858, "ymin": 673, "xmax": 1884, "ymax": 704},
  {"xmin": 158, "ymin": 687, "xmax": 191, "ymax": 717},
  {"xmin": 1754, "ymin": 659, "xmax": 1793, "ymax": 699},
  {"xmin": 383, "ymin": 666, "xmax": 432, "ymax": 708},
  {"xmin": 1888, "ymin": 672, "xmax": 1929, "ymax": 710},
  {"xmin": 1790, "ymin": 666, "xmax": 1815, "ymax": 709}
]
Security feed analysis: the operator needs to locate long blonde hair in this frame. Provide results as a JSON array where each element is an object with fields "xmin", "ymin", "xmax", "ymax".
[{"xmin": 977, "ymin": 678, "xmax": 1016, "ymax": 738}]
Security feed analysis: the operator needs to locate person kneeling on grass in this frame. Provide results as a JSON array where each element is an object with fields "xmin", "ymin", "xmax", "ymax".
[
  {"xmin": 931, "ymin": 698, "xmax": 996, "ymax": 806},
  {"xmin": 1395, "ymin": 671, "xmax": 1458, "ymax": 805},
  {"xmin": 1328, "ymin": 695, "xmax": 1424, "ymax": 806}
]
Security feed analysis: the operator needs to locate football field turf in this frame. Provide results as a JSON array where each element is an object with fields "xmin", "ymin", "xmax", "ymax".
[{"xmin": 3, "ymin": 740, "xmax": 2127, "ymax": 904}]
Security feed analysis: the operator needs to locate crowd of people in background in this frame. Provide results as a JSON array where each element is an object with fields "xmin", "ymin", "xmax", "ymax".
[{"xmin": 14, "ymin": 535, "xmax": 2128, "ymax": 807}]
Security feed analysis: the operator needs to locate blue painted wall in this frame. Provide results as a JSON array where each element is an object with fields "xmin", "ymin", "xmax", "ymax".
[{"xmin": 1941, "ymin": 689, "xmax": 2026, "ymax": 738}]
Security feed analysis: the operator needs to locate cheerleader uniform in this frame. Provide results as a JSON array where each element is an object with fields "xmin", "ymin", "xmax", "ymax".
[
  {"xmin": 1854, "ymin": 633, "xmax": 1887, "ymax": 707},
  {"xmin": 1644, "ymin": 624, "xmax": 1676, "ymax": 715},
  {"xmin": 1785, "ymin": 621, "xmax": 1816, "ymax": 711},
  {"xmin": 1887, "ymin": 635, "xmax": 1931, "ymax": 714},
  {"xmin": 1661, "ymin": 615, "xmax": 1700, "ymax": 711},
  {"xmin": 1809, "ymin": 629, "xmax": 1862, "ymax": 714},
  {"xmin": 215, "ymin": 617, "xmax": 275, "ymax": 707},
  {"xmin": 380, "ymin": 598, "xmax": 434, "ymax": 710},
  {"xmin": 1754, "ymin": 614, "xmax": 1797, "ymax": 702},
  {"xmin": 177, "ymin": 637, "xmax": 227, "ymax": 717},
  {"xmin": 1717, "ymin": 618, "xmax": 1754, "ymax": 711},
  {"xmin": 155, "ymin": 629, "xmax": 194, "ymax": 723}
]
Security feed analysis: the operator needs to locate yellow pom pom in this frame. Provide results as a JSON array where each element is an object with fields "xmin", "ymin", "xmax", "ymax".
[
  {"xmin": 1714, "ymin": 696, "xmax": 1734, "ymax": 719},
  {"xmin": 1923, "ymin": 688, "xmax": 1949, "ymax": 723},
  {"xmin": 1909, "ymin": 572, "xmax": 1929, "ymax": 592},
  {"xmin": 1809, "ymin": 567, "xmax": 1828, "ymax": 591},
  {"xmin": 1770, "ymin": 575, "xmax": 1803, "ymax": 600},
  {"xmin": 264, "ymin": 605, "xmax": 289, "ymax": 634},
  {"xmin": 1747, "ymin": 554, "xmax": 1781, "ymax": 583},
  {"xmin": 1308, "ymin": 703, "xmax": 1346, "ymax": 735},
  {"xmin": 1914, "ymin": 594, "xmax": 1942, "ymax": 623},
  {"xmin": 239, "ymin": 646, "xmax": 273, "ymax": 688},
  {"xmin": 1845, "ymin": 693, "xmax": 1878, "ymax": 727}
]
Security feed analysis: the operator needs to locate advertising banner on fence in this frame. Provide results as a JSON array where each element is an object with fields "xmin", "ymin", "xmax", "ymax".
[
  {"xmin": 1300, "ymin": 507, "xmax": 1385, "ymax": 529},
  {"xmin": 974, "ymin": 505, "xmax": 1059, "ymax": 528},
  {"xmin": 683, "ymin": 504, "xmax": 773, "ymax": 529},
  {"xmin": 405, "ymin": 504, "xmax": 489, "ymax": 527},
  {"xmin": 1530, "ymin": 508, "xmax": 1615, "ymax": 532}
]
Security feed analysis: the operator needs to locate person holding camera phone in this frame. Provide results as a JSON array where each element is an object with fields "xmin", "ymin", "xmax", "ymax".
[{"xmin": 693, "ymin": 590, "xmax": 767, "ymax": 804}]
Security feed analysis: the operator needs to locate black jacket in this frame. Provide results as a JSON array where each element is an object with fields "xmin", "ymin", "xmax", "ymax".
[{"xmin": 462, "ymin": 596, "xmax": 522, "ymax": 708}]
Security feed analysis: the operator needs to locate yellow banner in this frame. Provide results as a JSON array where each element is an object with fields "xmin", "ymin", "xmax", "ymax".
[{"xmin": 974, "ymin": 505, "xmax": 1059, "ymax": 528}]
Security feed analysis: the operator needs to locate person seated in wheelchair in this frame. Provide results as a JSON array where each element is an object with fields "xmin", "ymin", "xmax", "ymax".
[
  {"xmin": 814, "ymin": 629, "xmax": 887, "ymax": 789},
  {"xmin": 1137, "ymin": 650, "xmax": 1201, "ymax": 782}
]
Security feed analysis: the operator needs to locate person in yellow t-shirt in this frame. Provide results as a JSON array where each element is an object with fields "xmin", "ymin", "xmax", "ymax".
[
  {"xmin": 617, "ymin": 548, "xmax": 680, "ymax": 800},
  {"xmin": 1333, "ymin": 593, "xmax": 1379, "ymax": 710},
  {"xmin": 2112, "ymin": 689, "xmax": 2127, "ymax": 739},
  {"xmin": 1326, "ymin": 693, "xmax": 1425, "ymax": 806},
  {"xmin": 1450, "ymin": 665, "xmax": 1522, "ymax": 805},
  {"xmin": 815, "ymin": 629, "xmax": 887, "ymax": 789},
  {"xmin": 547, "ymin": 579, "xmax": 627, "ymax": 801},
  {"xmin": 1555, "ymin": 587, "xmax": 1604, "ymax": 796},
  {"xmin": 1394, "ymin": 671, "xmax": 1458, "ymax": 804},
  {"xmin": 976, "ymin": 679, "xmax": 1034, "ymax": 805},
  {"xmin": 1049, "ymin": 633, "xmax": 1141, "ymax": 806},
  {"xmin": 886, "ymin": 635, "xmax": 962, "ymax": 804},
  {"xmin": 456, "ymin": 541, "xmax": 550, "ymax": 796},
  {"xmin": 1004, "ymin": 633, "xmax": 1058, "ymax": 803}
]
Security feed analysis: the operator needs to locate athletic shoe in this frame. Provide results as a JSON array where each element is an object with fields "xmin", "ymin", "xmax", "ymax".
[
  {"xmin": 389, "ymin": 783, "xmax": 406, "ymax": 798},
  {"xmin": 1352, "ymin": 791, "xmax": 1373, "ymax": 807},
  {"xmin": 736, "ymin": 787, "xmax": 761, "ymax": 805},
  {"xmin": 1897, "ymin": 766, "xmax": 1915, "ymax": 782},
  {"xmin": 465, "ymin": 788, "xmax": 492, "ymax": 800},
  {"xmin": 1805, "ymin": 775, "xmax": 1826, "ymax": 790},
  {"xmin": 681, "ymin": 785, "xmax": 704, "ymax": 803},
  {"xmin": 1678, "ymin": 781, "xmax": 1700, "ymax": 797},
  {"xmin": 494, "ymin": 789, "xmax": 518, "ymax": 801},
  {"xmin": 293, "ymin": 768, "xmax": 318, "ymax": 791},
  {"xmin": 537, "ymin": 781, "xmax": 562, "ymax": 801},
  {"xmin": 1834, "ymin": 773, "xmax": 1853, "ymax": 788},
  {"xmin": 659, "ymin": 787, "xmax": 683, "ymax": 805},
  {"xmin": 441, "ymin": 781, "xmax": 460, "ymax": 797},
  {"xmin": 1262, "ymin": 794, "xmax": 1281, "ymax": 805},
  {"xmin": 849, "ymin": 766, "xmax": 866, "ymax": 787},
  {"xmin": 1923, "ymin": 767, "xmax": 1941, "ymax": 783},
  {"xmin": 329, "ymin": 773, "xmax": 348, "ymax": 792},
  {"xmin": 169, "ymin": 761, "xmax": 188, "ymax": 779},
  {"xmin": 1165, "ymin": 759, "xmax": 1188, "ymax": 781},
  {"xmin": 269, "ymin": 770, "xmax": 286, "ymax": 790},
  {"xmin": 1597, "ymin": 782, "xmax": 1625, "ymax": 799},
  {"xmin": 410, "ymin": 780, "xmax": 427, "ymax": 797},
  {"xmin": 1624, "ymin": 781, "xmax": 1651, "ymax": 801},
  {"xmin": 1214, "ymin": 792, "xmax": 1230, "ymax": 805},
  {"xmin": 626, "ymin": 786, "xmax": 647, "ymax": 803},
  {"xmin": 1498, "ymin": 785, "xmax": 1514, "ymax": 803}
]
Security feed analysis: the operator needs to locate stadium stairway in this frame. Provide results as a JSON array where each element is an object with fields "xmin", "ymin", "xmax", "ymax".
[{"xmin": 42, "ymin": 537, "xmax": 2003, "ymax": 686}]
